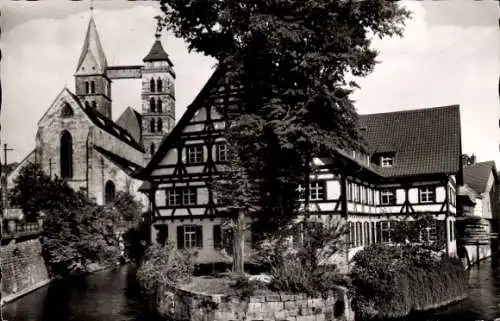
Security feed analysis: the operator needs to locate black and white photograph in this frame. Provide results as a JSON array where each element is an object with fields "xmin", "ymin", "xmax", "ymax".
[{"xmin": 0, "ymin": 1, "xmax": 498, "ymax": 320}]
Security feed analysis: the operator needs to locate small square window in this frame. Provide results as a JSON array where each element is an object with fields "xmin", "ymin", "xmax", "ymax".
[
  {"xmin": 419, "ymin": 187, "xmax": 435, "ymax": 203},
  {"xmin": 381, "ymin": 156, "xmax": 394, "ymax": 168},
  {"xmin": 187, "ymin": 145, "xmax": 204, "ymax": 164},
  {"xmin": 380, "ymin": 190, "xmax": 396, "ymax": 205}
]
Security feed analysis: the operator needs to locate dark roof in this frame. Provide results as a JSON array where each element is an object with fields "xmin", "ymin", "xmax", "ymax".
[
  {"xmin": 66, "ymin": 90, "xmax": 144, "ymax": 152},
  {"xmin": 143, "ymin": 39, "xmax": 172, "ymax": 64},
  {"xmin": 358, "ymin": 105, "xmax": 462, "ymax": 177},
  {"xmin": 94, "ymin": 145, "xmax": 144, "ymax": 176},
  {"xmin": 115, "ymin": 107, "xmax": 143, "ymax": 147},
  {"xmin": 463, "ymin": 161, "xmax": 498, "ymax": 194}
]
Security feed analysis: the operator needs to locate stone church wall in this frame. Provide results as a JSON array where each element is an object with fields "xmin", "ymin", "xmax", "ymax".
[
  {"xmin": 1, "ymin": 239, "xmax": 51, "ymax": 304},
  {"xmin": 93, "ymin": 126, "xmax": 144, "ymax": 167}
]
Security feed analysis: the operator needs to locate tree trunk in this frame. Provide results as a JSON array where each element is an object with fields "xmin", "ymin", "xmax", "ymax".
[{"xmin": 232, "ymin": 209, "xmax": 245, "ymax": 275}]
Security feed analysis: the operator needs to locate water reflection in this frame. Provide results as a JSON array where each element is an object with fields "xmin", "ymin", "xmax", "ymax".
[
  {"xmin": 4, "ymin": 260, "xmax": 500, "ymax": 321},
  {"xmin": 2, "ymin": 265, "xmax": 161, "ymax": 321},
  {"xmin": 402, "ymin": 257, "xmax": 500, "ymax": 321}
]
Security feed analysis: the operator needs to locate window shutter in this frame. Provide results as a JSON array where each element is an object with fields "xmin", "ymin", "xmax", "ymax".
[
  {"xmin": 196, "ymin": 225, "xmax": 203, "ymax": 248},
  {"xmin": 213, "ymin": 225, "xmax": 222, "ymax": 249},
  {"xmin": 177, "ymin": 226, "xmax": 184, "ymax": 249}
]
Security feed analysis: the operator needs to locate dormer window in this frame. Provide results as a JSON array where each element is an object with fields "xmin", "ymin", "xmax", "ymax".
[{"xmin": 380, "ymin": 156, "xmax": 394, "ymax": 168}]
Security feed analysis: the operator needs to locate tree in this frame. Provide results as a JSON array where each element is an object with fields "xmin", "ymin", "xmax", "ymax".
[
  {"xmin": 209, "ymin": 148, "xmax": 261, "ymax": 274},
  {"xmin": 158, "ymin": 0, "xmax": 411, "ymax": 234}
]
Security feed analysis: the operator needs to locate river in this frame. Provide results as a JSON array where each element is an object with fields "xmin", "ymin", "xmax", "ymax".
[{"xmin": 3, "ymin": 260, "xmax": 500, "ymax": 321}]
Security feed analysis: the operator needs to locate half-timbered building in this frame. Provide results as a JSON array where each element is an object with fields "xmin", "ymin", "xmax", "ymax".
[{"xmin": 137, "ymin": 67, "xmax": 463, "ymax": 265}]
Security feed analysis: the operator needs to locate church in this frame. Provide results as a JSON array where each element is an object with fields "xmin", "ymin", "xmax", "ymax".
[{"xmin": 7, "ymin": 13, "xmax": 176, "ymax": 207}]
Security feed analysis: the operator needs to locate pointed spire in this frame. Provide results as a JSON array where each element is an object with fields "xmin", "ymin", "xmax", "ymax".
[{"xmin": 75, "ymin": 14, "xmax": 108, "ymax": 74}]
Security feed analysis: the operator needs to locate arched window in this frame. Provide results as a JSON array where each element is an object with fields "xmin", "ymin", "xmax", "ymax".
[
  {"xmin": 157, "ymin": 98, "xmax": 162, "ymax": 112},
  {"xmin": 157, "ymin": 118, "xmax": 163, "ymax": 132},
  {"xmin": 91, "ymin": 101, "xmax": 97, "ymax": 109},
  {"xmin": 60, "ymin": 131, "xmax": 73, "ymax": 179},
  {"xmin": 104, "ymin": 181, "xmax": 116, "ymax": 204},
  {"xmin": 90, "ymin": 81, "xmax": 96, "ymax": 94},
  {"xmin": 150, "ymin": 79, "xmax": 155, "ymax": 92},
  {"xmin": 85, "ymin": 81, "xmax": 90, "ymax": 94},
  {"xmin": 85, "ymin": 101, "xmax": 90, "ymax": 108},
  {"xmin": 150, "ymin": 119, "xmax": 156, "ymax": 132},
  {"xmin": 150, "ymin": 98, "xmax": 156, "ymax": 112},
  {"xmin": 157, "ymin": 78, "xmax": 162, "ymax": 92},
  {"xmin": 150, "ymin": 143, "xmax": 156, "ymax": 156},
  {"xmin": 61, "ymin": 103, "xmax": 74, "ymax": 118}
]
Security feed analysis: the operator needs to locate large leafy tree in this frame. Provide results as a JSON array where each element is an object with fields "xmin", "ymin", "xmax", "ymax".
[{"xmin": 158, "ymin": 0, "xmax": 410, "ymax": 270}]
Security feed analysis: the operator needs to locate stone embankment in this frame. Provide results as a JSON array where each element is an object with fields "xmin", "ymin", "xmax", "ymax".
[{"xmin": 152, "ymin": 283, "xmax": 354, "ymax": 321}]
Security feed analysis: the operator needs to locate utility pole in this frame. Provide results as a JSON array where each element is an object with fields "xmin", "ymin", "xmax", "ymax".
[{"xmin": 2, "ymin": 143, "xmax": 14, "ymax": 217}]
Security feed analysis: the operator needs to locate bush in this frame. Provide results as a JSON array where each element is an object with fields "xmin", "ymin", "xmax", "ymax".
[
  {"xmin": 136, "ymin": 243, "xmax": 195, "ymax": 298},
  {"xmin": 349, "ymin": 244, "xmax": 468, "ymax": 320}
]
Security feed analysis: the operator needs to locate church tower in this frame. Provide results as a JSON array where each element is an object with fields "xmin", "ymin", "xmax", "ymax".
[
  {"xmin": 141, "ymin": 34, "xmax": 176, "ymax": 162},
  {"xmin": 74, "ymin": 15, "xmax": 112, "ymax": 119}
]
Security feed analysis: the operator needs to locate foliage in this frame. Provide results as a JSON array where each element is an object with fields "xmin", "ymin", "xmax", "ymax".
[
  {"xmin": 136, "ymin": 243, "xmax": 195, "ymax": 298},
  {"xmin": 349, "ymin": 244, "xmax": 468, "ymax": 320},
  {"xmin": 157, "ymin": 0, "xmax": 411, "ymax": 238},
  {"xmin": 256, "ymin": 216, "xmax": 348, "ymax": 297},
  {"xmin": 110, "ymin": 191, "xmax": 144, "ymax": 226},
  {"xmin": 229, "ymin": 274, "xmax": 270, "ymax": 298},
  {"xmin": 9, "ymin": 162, "xmax": 85, "ymax": 221},
  {"xmin": 121, "ymin": 220, "xmax": 149, "ymax": 264}
]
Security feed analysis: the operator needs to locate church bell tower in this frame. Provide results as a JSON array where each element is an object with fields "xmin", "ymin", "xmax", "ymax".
[
  {"xmin": 74, "ymin": 14, "xmax": 112, "ymax": 119},
  {"xmin": 141, "ymin": 34, "xmax": 176, "ymax": 162}
]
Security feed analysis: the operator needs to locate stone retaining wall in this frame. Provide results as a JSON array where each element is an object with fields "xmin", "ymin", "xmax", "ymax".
[
  {"xmin": 1, "ymin": 239, "xmax": 50, "ymax": 304},
  {"xmin": 154, "ymin": 284, "xmax": 354, "ymax": 321}
]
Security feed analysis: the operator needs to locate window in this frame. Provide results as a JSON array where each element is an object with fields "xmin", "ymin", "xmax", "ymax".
[
  {"xmin": 104, "ymin": 181, "xmax": 115, "ymax": 204},
  {"xmin": 187, "ymin": 145, "xmax": 204, "ymax": 164},
  {"xmin": 354, "ymin": 184, "xmax": 359, "ymax": 202},
  {"xmin": 90, "ymin": 81, "xmax": 95, "ymax": 94},
  {"xmin": 310, "ymin": 182, "xmax": 325, "ymax": 201},
  {"xmin": 85, "ymin": 81, "xmax": 90, "ymax": 94},
  {"xmin": 157, "ymin": 78, "xmax": 162, "ymax": 92},
  {"xmin": 182, "ymin": 188, "xmax": 197, "ymax": 205},
  {"xmin": 157, "ymin": 98, "xmax": 162, "ymax": 112},
  {"xmin": 154, "ymin": 224, "xmax": 168, "ymax": 245},
  {"xmin": 167, "ymin": 187, "xmax": 197, "ymax": 206},
  {"xmin": 349, "ymin": 222, "xmax": 355, "ymax": 248},
  {"xmin": 61, "ymin": 103, "xmax": 74, "ymax": 118},
  {"xmin": 150, "ymin": 98, "xmax": 156, "ymax": 112},
  {"xmin": 167, "ymin": 188, "xmax": 182, "ymax": 206},
  {"xmin": 298, "ymin": 182, "xmax": 326, "ymax": 201},
  {"xmin": 380, "ymin": 221, "xmax": 391, "ymax": 243},
  {"xmin": 85, "ymin": 101, "xmax": 90, "ymax": 108},
  {"xmin": 91, "ymin": 101, "xmax": 97, "ymax": 109},
  {"xmin": 150, "ymin": 79, "xmax": 155, "ymax": 92},
  {"xmin": 150, "ymin": 119, "xmax": 156, "ymax": 133},
  {"xmin": 177, "ymin": 225, "xmax": 202, "ymax": 249},
  {"xmin": 419, "ymin": 187, "xmax": 435, "ymax": 203},
  {"xmin": 216, "ymin": 143, "xmax": 229, "ymax": 162},
  {"xmin": 60, "ymin": 130, "xmax": 73, "ymax": 178},
  {"xmin": 381, "ymin": 156, "xmax": 394, "ymax": 168},
  {"xmin": 380, "ymin": 189, "xmax": 396, "ymax": 205},
  {"xmin": 150, "ymin": 143, "xmax": 156, "ymax": 156},
  {"xmin": 157, "ymin": 118, "xmax": 163, "ymax": 132},
  {"xmin": 347, "ymin": 183, "xmax": 353, "ymax": 201},
  {"xmin": 364, "ymin": 222, "xmax": 370, "ymax": 245}
]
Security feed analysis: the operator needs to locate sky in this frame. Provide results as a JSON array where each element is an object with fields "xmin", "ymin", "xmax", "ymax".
[{"xmin": 0, "ymin": 1, "xmax": 498, "ymax": 166}]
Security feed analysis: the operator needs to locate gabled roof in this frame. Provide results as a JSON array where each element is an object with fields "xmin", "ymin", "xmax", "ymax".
[
  {"xmin": 65, "ymin": 90, "xmax": 144, "ymax": 152},
  {"xmin": 358, "ymin": 105, "xmax": 462, "ymax": 177},
  {"xmin": 143, "ymin": 38, "xmax": 172, "ymax": 65},
  {"xmin": 135, "ymin": 66, "xmax": 224, "ymax": 178},
  {"xmin": 115, "ymin": 107, "xmax": 143, "ymax": 147},
  {"xmin": 463, "ymin": 161, "xmax": 498, "ymax": 195},
  {"xmin": 75, "ymin": 16, "xmax": 107, "ymax": 74},
  {"xmin": 94, "ymin": 145, "xmax": 144, "ymax": 176}
]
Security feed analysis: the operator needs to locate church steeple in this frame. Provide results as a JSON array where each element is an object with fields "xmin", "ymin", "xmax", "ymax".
[
  {"xmin": 74, "ymin": 13, "xmax": 112, "ymax": 119},
  {"xmin": 75, "ymin": 16, "xmax": 108, "ymax": 75}
]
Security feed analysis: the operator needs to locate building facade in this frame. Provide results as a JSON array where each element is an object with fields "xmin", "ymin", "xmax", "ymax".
[
  {"xmin": 137, "ymin": 68, "xmax": 463, "ymax": 266},
  {"xmin": 7, "ymin": 14, "xmax": 176, "ymax": 207}
]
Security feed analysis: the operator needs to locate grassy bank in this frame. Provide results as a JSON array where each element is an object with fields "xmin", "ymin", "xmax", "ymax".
[{"xmin": 349, "ymin": 244, "xmax": 468, "ymax": 320}]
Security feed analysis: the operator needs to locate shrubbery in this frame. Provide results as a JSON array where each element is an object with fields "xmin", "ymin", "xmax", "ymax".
[
  {"xmin": 136, "ymin": 243, "xmax": 195, "ymax": 298},
  {"xmin": 349, "ymin": 244, "xmax": 468, "ymax": 320}
]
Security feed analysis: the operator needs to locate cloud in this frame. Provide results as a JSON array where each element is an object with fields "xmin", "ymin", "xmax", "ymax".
[{"xmin": 1, "ymin": 5, "xmax": 216, "ymax": 162}]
